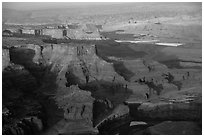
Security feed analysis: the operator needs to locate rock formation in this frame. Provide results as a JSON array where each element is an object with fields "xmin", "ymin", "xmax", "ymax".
[
  {"xmin": 3, "ymin": 36, "xmax": 201, "ymax": 135},
  {"xmin": 2, "ymin": 48, "xmax": 10, "ymax": 70},
  {"xmin": 141, "ymin": 121, "xmax": 201, "ymax": 135},
  {"xmin": 3, "ymin": 42, "xmax": 129, "ymax": 134},
  {"xmin": 128, "ymin": 100, "xmax": 201, "ymax": 121}
]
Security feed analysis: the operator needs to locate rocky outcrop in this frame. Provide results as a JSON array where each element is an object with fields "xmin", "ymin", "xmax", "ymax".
[
  {"xmin": 38, "ymin": 43, "xmax": 125, "ymax": 84},
  {"xmin": 32, "ymin": 44, "xmax": 101, "ymax": 134},
  {"xmin": 52, "ymin": 85, "xmax": 97, "ymax": 134},
  {"xmin": 12, "ymin": 43, "xmax": 124, "ymax": 84},
  {"xmin": 142, "ymin": 121, "xmax": 201, "ymax": 135},
  {"xmin": 55, "ymin": 85, "xmax": 94, "ymax": 122},
  {"xmin": 128, "ymin": 101, "xmax": 201, "ymax": 122},
  {"xmin": 2, "ymin": 49, "xmax": 10, "ymax": 70}
]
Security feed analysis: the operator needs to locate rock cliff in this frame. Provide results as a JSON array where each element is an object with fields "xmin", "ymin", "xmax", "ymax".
[
  {"xmin": 3, "ymin": 42, "xmax": 128, "ymax": 134},
  {"xmin": 38, "ymin": 43, "xmax": 125, "ymax": 84}
]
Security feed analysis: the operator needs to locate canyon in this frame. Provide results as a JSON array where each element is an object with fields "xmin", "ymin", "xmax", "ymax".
[
  {"xmin": 2, "ymin": 2, "xmax": 202, "ymax": 135},
  {"xmin": 2, "ymin": 38, "xmax": 202, "ymax": 134}
]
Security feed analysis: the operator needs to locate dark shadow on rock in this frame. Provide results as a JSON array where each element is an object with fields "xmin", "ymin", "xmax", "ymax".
[{"xmin": 3, "ymin": 46, "xmax": 63, "ymax": 135}]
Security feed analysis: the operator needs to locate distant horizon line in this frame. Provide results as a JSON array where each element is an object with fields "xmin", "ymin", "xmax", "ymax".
[
  {"xmin": 2, "ymin": 2, "xmax": 192, "ymax": 11},
  {"xmin": 2, "ymin": 2, "xmax": 129, "ymax": 11}
]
